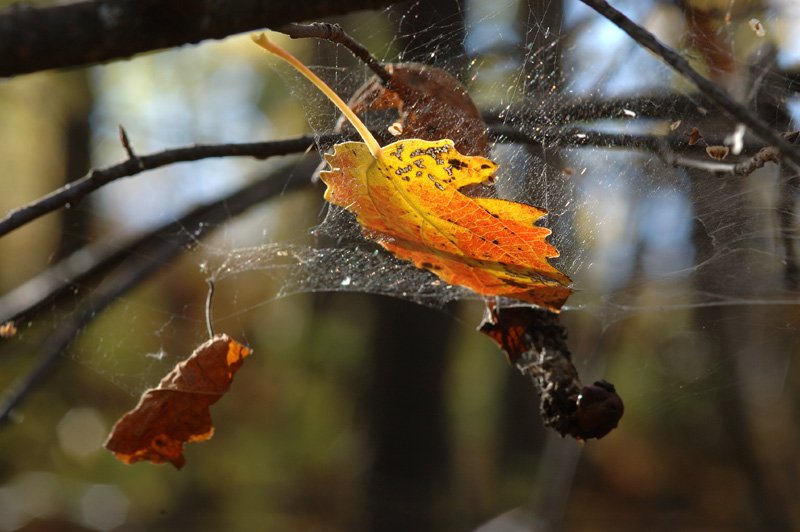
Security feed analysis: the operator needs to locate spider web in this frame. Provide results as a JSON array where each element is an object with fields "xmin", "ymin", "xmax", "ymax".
[
  {"xmin": 200, "ymin": 0, "xmax": 800, "ymax": 326},
  {"xmin": 0, "ymin": 0, "xmax": 794, "ymax": 404},
  {"xmin": 2, "ymin": 1, "xmax": 800, "ymax": 530}
]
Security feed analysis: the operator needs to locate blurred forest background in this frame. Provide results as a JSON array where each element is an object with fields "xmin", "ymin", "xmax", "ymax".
[{"xmin": 1, "ymin": 0, "xmax": 800, "ymax": 531}]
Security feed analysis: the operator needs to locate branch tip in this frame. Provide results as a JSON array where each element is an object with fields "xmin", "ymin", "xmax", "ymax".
[{"xmin": 118, "ymin": 124, "xmax": 137, "ymax": 162}]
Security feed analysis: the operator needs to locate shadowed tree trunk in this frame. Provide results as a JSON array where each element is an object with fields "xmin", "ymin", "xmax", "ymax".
[
  {"xmin": 364, "ymin": 296, "xmax": 452, "ymax": 532},
  {"xmin": 54, "ymin": 71, "xmax": 94, "ymax": 261},
  {"xmin": 364, "ymin": 2, "xmax": 465, "ymax": 531},
  {"xmin": 688, "ymin": 36, "xmax": 793, "ymax": 532}
]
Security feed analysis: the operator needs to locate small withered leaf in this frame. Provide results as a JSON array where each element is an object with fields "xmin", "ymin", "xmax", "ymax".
[
  {"xmin": 706, "ymin": 145, "xmax": 730, "ymax": 160},
  {"xmin": 104, "ymin": 334, "xmax": 251, "ymax": 469},
  {"xmin": 347, "ymin": 63, "xmax": 491, "ymax": 157},
  {"xmin": 684, "ymin": 127, "xmax": 704, "ymax": 146}
]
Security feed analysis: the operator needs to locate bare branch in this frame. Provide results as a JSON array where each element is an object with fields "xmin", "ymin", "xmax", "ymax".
[
  {"xmin": 0, "ymin": 158, "xmax": 318, "ymax": 328},
  {"xmin": 0, "ymin": 0, "xmax": 401, "ymax": 78},
  {"xmin": 4, "ymin": 118, "xmax": 786, "ymax": 245},
  {"xmin": 277, "ymin": 22, "xmax": 393, "ymax": 85},
  {"xmin": 0, "ymin": 134, "xmax": 333, "ymax": 240},
  {"xmin": 579, "ymin": 0, "xmax": 800, "ymax": 171},
  {"xmin": 489, "ymin": 94, "xmax": 719, "ymax": 127}
]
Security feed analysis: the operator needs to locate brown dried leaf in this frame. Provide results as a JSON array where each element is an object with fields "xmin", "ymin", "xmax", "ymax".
[
  {"xmin": 347, "ymin": 63, "xmax": 490, "ymax": 157},
  {"xmin": 706, "ymin": 145, "xmax": 730, "ymax": 160},
  {"xmin": 0, "ymin": 321, "xmax": 17, "ymax": 338},
  {"xmin": 104, "ymin": 334, "xmax": 251, "ymax": 469},
  {"xmin": 684, "ymin": 127, "xmax": 704, "ymax": 146}
]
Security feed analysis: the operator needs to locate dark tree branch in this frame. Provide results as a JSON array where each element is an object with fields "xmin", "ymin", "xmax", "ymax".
[
  {"xmin": 0, "ymin": 158, "xmax": 320, "ymax": 328},
  {"xmin": 0, "ymin": 0, "xmax": 401, "ymax": 78},
  {"xmin": 489, "ymin": 94, "xmax": 719, "ymax": 127},
  {"xmin": 0, "ymin": 158, "xmax": 317, "ymax": 425},
  {"xmin": 490, "ymin": 124, "xmax": 767, "ymax": 164},
  {"xmin": 3, "ymin": 123, "xmax": 784, "ymax": 243},
  {"xmin": 0, "ymin": 134, "xmax": 333, "ymax": 239},
  {"xmin": 277, "ymin": 22, "xmax": 393, "ymax": 85},
  {"xmin": 579, "ymin": 0, "xmax": 800, "ymax": 171}
]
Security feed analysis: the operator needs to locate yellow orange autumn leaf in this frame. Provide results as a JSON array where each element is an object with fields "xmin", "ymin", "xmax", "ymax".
[
  {"xmin": 320, "ymin": 139, "xmax": 572, "ymax": 310},
  {"xmin": 252, "ymin": 33, "xmax": 572, "ymax": 311}
]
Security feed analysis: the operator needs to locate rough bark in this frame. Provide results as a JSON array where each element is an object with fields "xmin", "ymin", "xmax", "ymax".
[{"xmin": 0, "ymin": 0, "xmax": 401, "ymax": 78}]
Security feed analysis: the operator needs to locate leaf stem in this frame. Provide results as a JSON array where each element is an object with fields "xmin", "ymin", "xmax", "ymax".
[{"xmin": 251, "ymin": 33, "xmax": 382, "ymax": 159}]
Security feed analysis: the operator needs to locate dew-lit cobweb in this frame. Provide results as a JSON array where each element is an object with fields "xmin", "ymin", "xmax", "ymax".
[
  {"xmin": 3, "ymin": 0, "xmax": 800, "ymax": 529},
  {"xmin": 40, "ymin": 0, "xmax": 790, "ymax": 371},
  {"xmin": 12, "ymin": 0, "xmax": 786, "ymax": 421},
  {"xmin": 205, "ymin": 0, "xmax": 800, "ymax": 323}
]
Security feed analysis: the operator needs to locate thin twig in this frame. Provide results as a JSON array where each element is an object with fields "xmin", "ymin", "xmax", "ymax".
[
  {"xmin": 579, "ymin": 0, "xmax": 800, "ymax": 171},
  {"xmin": 277, "ymin": 22, "xmax": 393, "ymax": 85},
  {"xmin": 0, "ymin": 134, "xmax": 333, "ymax": 240},
  {"xmin": 493, "ymin": 121, "xmax": 789, "ymax": 177},
  {"xmin": 205, "ymin": 280, "xmax": 216, "ymax": 339},
  {"xmin": 117, "ymin": 124, "xmax": 137, "ymax": 162}
]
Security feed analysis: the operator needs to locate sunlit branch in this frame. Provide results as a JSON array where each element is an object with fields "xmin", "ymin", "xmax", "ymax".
[
  {"xmin": 276, "ymin": 22, "xmax": 393, "ymax": 85},
  {"xmin": 0, "ymin": 159, "xmax": 316, "ymax": 426},
  {"xmin": 4, "ymin": 123, "xmax": 785, "ymax": 243},
  {"xmin": 579, "ymin": 0, "xmax": 800, "ymax": 171},
  {"xmin": 0, "ymin": 0, "xmax": 402, "ymax": 78},
  {"xmin": 0, "ymin": 134, "xmax": 333, "ymax": 240},
  {"xmin": 491, "ymin": 124, "xmax": 748, "ymax": 155},
  {"xmin": 490, "ymin": 124, "xmax": 664, "ymax": 151}
]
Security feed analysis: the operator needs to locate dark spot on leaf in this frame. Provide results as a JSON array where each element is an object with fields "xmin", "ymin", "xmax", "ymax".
[
  {"xmin": 500, "ymin": 277, "xmax": 528, "ymax": 289},
  {"xmin": 448, "ymin": 159, "xmax": 467, "ymax": 169}
]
